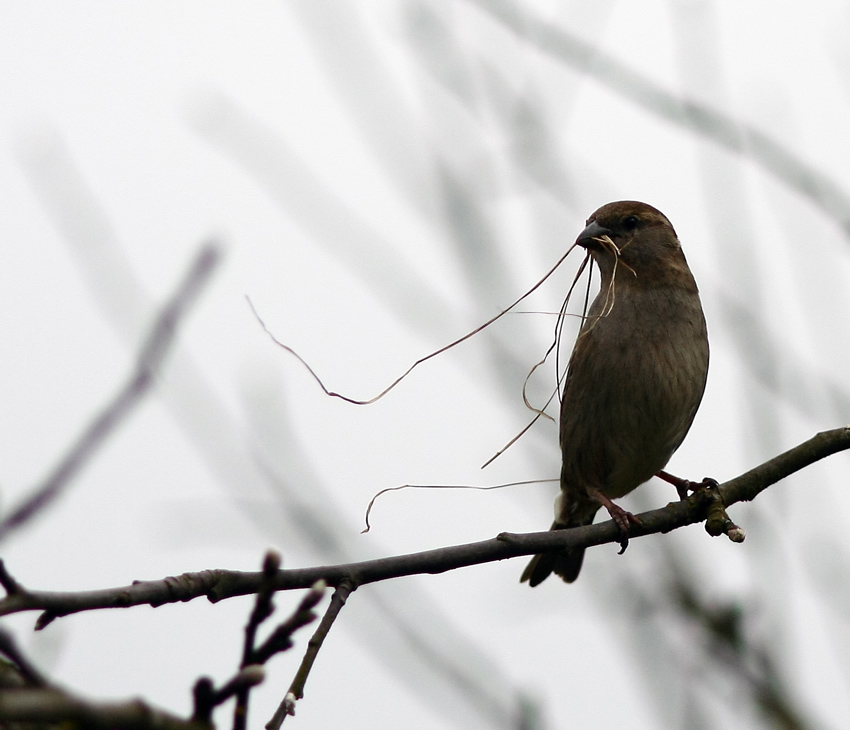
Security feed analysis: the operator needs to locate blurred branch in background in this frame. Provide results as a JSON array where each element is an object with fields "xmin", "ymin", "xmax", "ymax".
[
  {"xmin": 613, "ymin": 550, "xmax": 818, "ymax": 730},
  {"xmin": 668, "ymin": 568, "xmax": 813, "ymax": 730},
  {"xmin": 0, "ymin": 243, "xmax": 221, "ymax": 542},
  {"xmin": 466, "ymin": 0, "xmax": 850, "ymax": 236}
]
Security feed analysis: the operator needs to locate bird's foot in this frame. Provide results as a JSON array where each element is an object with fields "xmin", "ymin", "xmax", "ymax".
[
  {"xmin": 657, "ymin": 471, "xmax": 718, "ymax": 501},
  {"xmin": 590, "ymin": 489, "xmax": 641, "ymax": 555},
  {"xmin": 657, "ymin": 474, "xmax": 746, "ymax": 543}
]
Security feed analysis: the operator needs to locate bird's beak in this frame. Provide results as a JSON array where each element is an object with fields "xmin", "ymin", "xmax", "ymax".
[{"xmin": 575, "ymin": 220, "xmax": 613, "ymax": 248}]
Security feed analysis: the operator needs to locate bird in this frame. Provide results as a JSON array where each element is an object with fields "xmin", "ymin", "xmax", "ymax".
[{"xmin": 521, "ymin": 201, "xmax": 709, "ymax": 586}]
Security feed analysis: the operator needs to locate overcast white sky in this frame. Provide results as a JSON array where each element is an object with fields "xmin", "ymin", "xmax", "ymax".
[{"xmin": 2, "ymin": 2, "xmax": 850, "ymax": 729}]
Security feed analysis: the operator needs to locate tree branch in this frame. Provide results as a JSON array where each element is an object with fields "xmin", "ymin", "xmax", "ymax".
[
  {"xmin": 1, "ymin": 427, "xmax": 846, "ymax": 627},
  {"xmin": 0, "ymin": 689, "xmax": 210, "ymax": 730},
  {"xmin": 0, "ymin": 626, "xmax": 211, "ymax": 730},
  {"xmin": 229, "ymin": 551, "xmax": 326, "ymax": 730},
  {"xmin": 266, "ymin": 579, "xmax": 355, "ymax": 729}
]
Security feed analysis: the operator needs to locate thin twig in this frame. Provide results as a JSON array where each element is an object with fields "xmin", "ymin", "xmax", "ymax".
[
  {"xmin": 242, "ymin": 551, "xmax": 281, "ymax": 665},
  {"xmin": 234, "ymin": 550, "xmax": 281, "ymax": 730},
  {"xmin": 266, "ymin": 580, "xmax": 356, "ymax": 730},
  {"xmin": 0, "ymin": 427, "xmax": 845, "ymax": 625},
  {"xmin": 251, "ymin": 581, "xmax": 327, "ymax": 665},
  {"xmin": 191, "ymin": 566, "xmax": 325, "ymax": 728},
  {"xmin": 0, "ymin": 242, "xmax": 222, "ymax": 542}
]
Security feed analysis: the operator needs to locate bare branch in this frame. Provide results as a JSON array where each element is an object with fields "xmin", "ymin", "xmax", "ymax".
[
  {"xmin": 0, "ymin": 620, "xmax": 209, "ymax": 729},
  {"xmin": 188, "ymin": 553, "xmax": 327, "ymax": 729},
  {"xmin": 0, "ymin": 628, "xmax": 46, "ymax": 687},
  {"xmin": 217, "ymin": 666, "xmax": 266, "ymax": 706},
  {"xmin": 267, "ymin": 580, "xmax": 356, "ymax": 729},
  {"xmin": 250, "ymin": 581, "xmax": 326, "ymax": 666},
  {"xmin": 0, "ymin": 427, "xmax": 845, "ymax": 626},
  {"xmin": 192, "ymin": 666, "xmax": 265, "ymax": 727},
  {"xmin": 668, "ymin": 571, "xmax": 813, "ymax": 730},
  {"xmin": 0, "ymin": 688, "xmax": 209, "ymax": 730},
  {"xmin": 0, "ymin": 242, "xmax": 222, "ymax": 542},
  {"xmin": 233, "ymin": 550, "xmax": 281, "ymax": 730}
]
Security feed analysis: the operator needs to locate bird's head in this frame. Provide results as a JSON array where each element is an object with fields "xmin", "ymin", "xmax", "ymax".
[{"xmin": 576, "ymin": 201, "xmax": 694, "ymax": 289}]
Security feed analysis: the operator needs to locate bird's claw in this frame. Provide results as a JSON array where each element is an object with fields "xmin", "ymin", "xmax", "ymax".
[
  {"xmin": 613, "ymin": 509, "xmax": 643, "ymax": 554},
  {"xmin": 657, "ymin": 471, "xmax": 718, "ymax": 500},
  {"xmin": 591, "ymin": 489, "xmax": 641, "ymax": 554}
]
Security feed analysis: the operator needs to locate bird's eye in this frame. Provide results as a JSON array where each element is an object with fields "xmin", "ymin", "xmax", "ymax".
[{"xmin": 622, "ymin": 215, "xmax": 639, "ymax": 231}]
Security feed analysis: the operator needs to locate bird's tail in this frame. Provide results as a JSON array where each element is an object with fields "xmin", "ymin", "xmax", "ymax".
[{"xmin": 520, "ymin": 521, "xmax": 587, "ymax": 586}]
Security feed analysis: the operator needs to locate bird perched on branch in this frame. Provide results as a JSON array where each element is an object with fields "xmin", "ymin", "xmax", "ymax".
[{"xmin": 521, "ymin": 201, "xmax": 709, "ymax": 586}]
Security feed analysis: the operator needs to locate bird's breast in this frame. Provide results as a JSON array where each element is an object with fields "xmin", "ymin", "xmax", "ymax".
[{"xmin": 559, "ymin": 285, "xmax": 709, "ymax": 499}]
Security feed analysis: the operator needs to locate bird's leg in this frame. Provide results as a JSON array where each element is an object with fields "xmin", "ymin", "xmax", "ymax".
[
  {"xmin": 657, "ymin": 470, "xmax": 718, "ymax": 501},
  {"xmin": 589, "ymin": 489, "xmax": 641, "ymax": 555}
]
